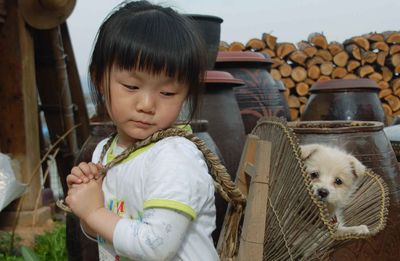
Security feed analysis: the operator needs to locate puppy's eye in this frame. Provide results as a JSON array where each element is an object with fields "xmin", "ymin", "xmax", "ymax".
[
  {"xmin": 335, "ymin": 178, "xmax": 343, "ymax": 185},
  {"xmin": 310, "ymin": 172, "xmax": 319, "ymax": 179}
]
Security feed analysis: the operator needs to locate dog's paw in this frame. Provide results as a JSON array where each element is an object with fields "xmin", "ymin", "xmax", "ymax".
[
  {"xmin": 354, "ymin": 224, "xmax": 369, "ymax": 235},
  {"xmin": 336, "ymin": 224, "xmax": 370, "ymax": 237}
]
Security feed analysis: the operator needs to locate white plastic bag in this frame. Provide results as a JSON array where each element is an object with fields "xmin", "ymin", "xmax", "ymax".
[{"xmin": 0, "ymin": 153, "xmax": 28, "ymax": 211}]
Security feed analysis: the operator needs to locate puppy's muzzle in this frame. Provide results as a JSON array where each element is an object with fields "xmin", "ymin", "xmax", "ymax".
[{"xmin": 317, "ymin": 188, "xmax": 329, "ymax": 199}]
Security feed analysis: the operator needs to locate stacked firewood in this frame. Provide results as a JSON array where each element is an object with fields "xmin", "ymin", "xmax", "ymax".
[{"xmin": 219, "ymin": 31, "xmax": 400, "ymax": 122}]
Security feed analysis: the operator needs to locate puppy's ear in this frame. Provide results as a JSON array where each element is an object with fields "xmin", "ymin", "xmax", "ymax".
[
  {"xmin": 300, "ymin": 144, "xmax": 319, "ymax": 161},
  {"xmin": 347, "ymin": 155, "xmax": 366, "ymax": 178}
]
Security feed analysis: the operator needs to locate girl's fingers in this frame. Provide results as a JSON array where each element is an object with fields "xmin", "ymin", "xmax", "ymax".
[
  {"xmin": 67, "ymin": 173, "xmax": 82, "ymax": 188},
  {"xmin": 71, "ymin": 166, "xmax": 89, "ymax": 183},
  {"xmin": 87, "ymin": 162, "xmax": 99, "ymax": 179}
]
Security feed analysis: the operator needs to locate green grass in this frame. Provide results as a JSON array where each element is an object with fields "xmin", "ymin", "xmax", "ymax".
[{"xmin": 0, "ymin": 223, "xmax": 67, "ymax": 261}]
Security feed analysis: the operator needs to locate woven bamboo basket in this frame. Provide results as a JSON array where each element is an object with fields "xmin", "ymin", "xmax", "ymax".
[{"xmin": 217, "ymin": 117, "xmax": 389, "ymax": 260}]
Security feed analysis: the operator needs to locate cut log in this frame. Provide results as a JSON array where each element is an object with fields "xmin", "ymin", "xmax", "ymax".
[
  {"xmin": 390, "ymin": 53, "xmax": 400, "ymax": 67},
  {"xmin": 262, "ymin": 33, "xmax": 277, "ymax": 50},
  {"xmin": 318, "ymin": 75, "xmax": 331, "ymax": 81},
  {"xmin": 270, "ymin": 68, "xmax": 281, "ymax": 80},
  {"xmin": 391, "ymin": 78, "xmax": 400, "ymax": 91},
  {"xmin": 333, "ymin": 50, "xmax": 349, "ymax": 67},
  {"xmin": 246, "ymin": 38, "xmax": 265, "ymax": 51},
  {"xmin": 306, "ymin": 56, "xmax": 324, "ymax": 67},
  {"xmin": 307, "ymin": 64, "xmax": 321, "ymax": 80},
  {"xmin": 271, "ymin": 57, "xmax": 284, "ymax": 68},
  {"xmin": 308, "ymin": 32, "xmax": 328, "ymax": 49},
  {"xmin": 276, "ymin": 42, "xmax": 297, "ymax": 59},
  {"xmin": 346, "ymin": 59, "xmax": 361, "ymax": 72},
  {"xmin": 328, "ymin": 41, "xmax": 344, "ymax": 56},
  {"xmin": 361, "ymin": 50, "xmax": 377, "ymax": 64},
  {"xmin": 368, "ymin": 72, "xmax": 383, "ymax": 82},
  {"xmin": 290, "ymin": 108, "xmax": 299, "ymax": 121},
  {"xmin": 343, "ymin": 73, "xmax": 359, "ymax": 79},
  {"xmin": 289, "ymin": 50, "xmax": 307, "ymax": 65},
  {"xmin": 384, "ymin": 31, "xmax": 400, "ymax": 44},
  {"xmin": 377, "ymin": 80, "xmax": 390, "ymax": 90},
  {"xmin": 299, "ymin": 96, "xmax": 308, "ymax": 104},
  {"xmin": 278, "ymin": 63, "xmax": 292, "ymax": 77},
  {"xmin": 382, "ymin": 103, "xmax": 393, "ymax": 116},
  {"xmin": 384, "ymin": 94, "xmax": 400, "ymax": 111},
  {"xmin": 357, "ymin": 65, "xmax": 375, "ymax": 77},
  {"xmin": 331, "ymin": 67, "xmax": 348, "ymax": 79},
  {"xmin": 345, "ymin": 44, "xmax": 362, "ymax": 60},
  {"xmin": 229, "ymin": 41, "xmax": 245, "ymax": 51},
  {"xmin": 389, "ymin": 44, "xmax": 400, "ymax": 55},
  {"xmin": 371, "ymin": 41, "xmax": 389, "ymax": 52},
  {"xmin": 288, "ymin": 95, "xmax": 300, "ymax": 108},
  {"xmin": 350, "ymin": 36, "xmax": 370, "ymax": 50},
  {"xmin": 299, "ymin": 104, "xmax": 307, "ymax": 115},
  {"xmin": 395, "ymin": 64, "xmax": 400, "ymax": 74},
  {"xmin": 291, "ymin": 66, "xmax": 307, "ymax": 82},
  {"xmin": 379, "ymin": 88, "xmax": 393, "ymax": 98},
  {"xmin": 315, "ymin": 49, "xmax": 333, "ymax": 61},
  {"xmin": 261, "ymin": 48, "xmax": 276, "ymax": 58},
  {"xmin": 376, "ymin": 51, "xmax": 388, "ymax": 67},
  {"xmin": 297, "ymin": 40, "xmax": 317, "ymax": 57},
  {"xmin": 364, "ymin": 32, "xmax": 385, "ymax": 42},
  {"xmin": 295, "ymin": 82, "xmax": 309, "ymax": 96},
  {"xmin": 320, "ymin": 61, "xmax": 334, "ymax": 76},
  {"xmin": 305, "ymin": 78, "xmax": 315, "ymax": 86},
  {"xmin": 281, "ymin": 77, "xmax": 295, "ymax": 89},
  {"xmin": 381, "ymin": 67, "xmax": 393, "ymax": 82},
  {"xmin": 219, "ymin": 41, "xmax": 230, "ymax": 51}
]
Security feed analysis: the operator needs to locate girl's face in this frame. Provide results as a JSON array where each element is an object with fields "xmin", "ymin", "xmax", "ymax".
[{"xmin": 107, "ymin": 66, "xmax": 189, "ymax": 147}]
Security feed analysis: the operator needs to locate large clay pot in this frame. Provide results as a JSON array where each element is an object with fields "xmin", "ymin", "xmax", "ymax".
[
  {"xmin": 200, "ymin": 70, "xmax": 246, "ymax": 178},
  {"xmin": 288, "ymin": 120, "xmax": 400, "ymax": 260},
  {"xmin": 301, "ymin": 79, "xmax": 387, "ymax": 124},
  {"xmin": 215, "ymin": 51, "xmax": 290, "ymax": 134},
  {"xmin": 384, "ymin": 124, "xmax": 400, "ymax": 162},
  {"xmin": 185, "ymin": 14, "xmax": 223, "ymax": 69}
]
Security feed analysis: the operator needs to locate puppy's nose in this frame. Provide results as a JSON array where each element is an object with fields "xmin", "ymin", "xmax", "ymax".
[{"xmin": 317, "ymin": 188, "xmax": 329, "ymax": 199}]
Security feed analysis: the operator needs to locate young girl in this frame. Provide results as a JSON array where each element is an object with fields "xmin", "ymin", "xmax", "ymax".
[{"xmin": 65, "ymin": 1, "xmax": 219, "ymax": 260}]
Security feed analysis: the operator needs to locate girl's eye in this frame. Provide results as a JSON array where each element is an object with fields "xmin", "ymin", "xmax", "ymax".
[
  {"xmin": 310, "ymin": 171, "xmax": 319, "ymax": 179},
  {"xmin": 161, "ymin": 92, "xmax": 176, "ymax": 96},
  {"xmin": 335, "ymin": 178, "xmax": 343, "ymax": 185},
  {"xmin": 122, "ymin": 84, "xmax": 139, "ymax": 90}
]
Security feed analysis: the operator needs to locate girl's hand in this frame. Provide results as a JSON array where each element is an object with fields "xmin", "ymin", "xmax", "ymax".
[
  {"xmin": 66, "ymin": 178, "xmax": 104, "ymax": 222},
  {"xmin": 67, "ymin": 162, "xmax": 103, "ymax": 189}
]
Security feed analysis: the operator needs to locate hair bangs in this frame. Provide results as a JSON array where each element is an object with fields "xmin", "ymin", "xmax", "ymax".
[{"xmin": 111, "ymin": 10, "xmax": 204, "ymax": 87}]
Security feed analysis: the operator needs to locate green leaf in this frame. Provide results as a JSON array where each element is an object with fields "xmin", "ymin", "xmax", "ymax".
[{"xmin": 20, "ymin": 246, "xmax": 40, "ymax": 261}]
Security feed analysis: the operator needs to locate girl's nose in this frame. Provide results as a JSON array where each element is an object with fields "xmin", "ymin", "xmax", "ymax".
[{"xmin": 136, "ymin": 92, "xmax": 155, "ymax": 114}]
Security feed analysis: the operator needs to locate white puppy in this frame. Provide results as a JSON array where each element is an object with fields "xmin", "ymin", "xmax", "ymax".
[{"xmin": 300, "ymin": 143, "xmax": 370, "ymax": 237}]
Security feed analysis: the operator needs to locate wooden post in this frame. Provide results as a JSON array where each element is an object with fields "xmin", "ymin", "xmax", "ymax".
[
  {"xmin": 237, "ymin": 140, "xmax": 271, "ymax": 260},
  {"xmin": 0, "ymin": 1, "xmax": 42, "ymax": 215}
]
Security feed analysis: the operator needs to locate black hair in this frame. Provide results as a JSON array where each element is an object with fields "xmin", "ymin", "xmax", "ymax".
[{"xmin": 88, "ymin": 0, "xmax": 207, "ymax": 122}]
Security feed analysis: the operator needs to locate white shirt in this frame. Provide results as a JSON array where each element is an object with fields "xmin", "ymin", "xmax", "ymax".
[{"xmin": 91, "ymin": 136, "xmax": 218, "ymax": 261}]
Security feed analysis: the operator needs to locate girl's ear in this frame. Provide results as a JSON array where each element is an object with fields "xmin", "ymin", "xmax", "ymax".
[
  {"xmin": 299, "ymin": 144, "xmax": 320, "ymax": 161},
  {"xmin": 347, "ymin": 155, "xmax": 366, "ymax": 178}
]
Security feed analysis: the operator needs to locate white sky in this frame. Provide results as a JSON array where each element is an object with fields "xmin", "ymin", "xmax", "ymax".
[{"xmin": 67, "ymin": 0, "xmax": 400, "ymax": 79}]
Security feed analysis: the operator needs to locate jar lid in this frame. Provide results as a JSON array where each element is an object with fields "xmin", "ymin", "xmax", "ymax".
[
  {"xmin": 203, "ymin": 70, "xmax": 245, "ymax": 85},
  {"xmin": 216, "ymin": 51, "xmax": 272, "ymax": 64},
  {"xmin": 185, "ymin": 14, "xmax": 223, "ymax": 23},
  {"xmin": 310, "ymin": 79, "xmax": 379, "ymax": 92}
]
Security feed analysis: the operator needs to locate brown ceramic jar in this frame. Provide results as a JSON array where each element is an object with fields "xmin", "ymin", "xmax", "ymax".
[
  {"xmin": 215, "ymin": 51, "xmax": 290, "ymax": 133},
  {"xmin": 301, "ymin": 79, "xmax": 387, "ymax": 125}
]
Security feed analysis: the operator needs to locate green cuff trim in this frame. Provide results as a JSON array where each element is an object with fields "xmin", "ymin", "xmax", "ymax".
[{"xmin": 144, "ymin": 199, "xmax": 197, "ymax": 220}]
